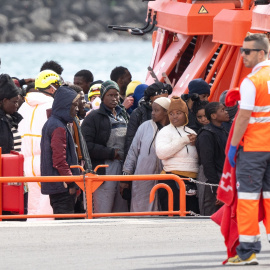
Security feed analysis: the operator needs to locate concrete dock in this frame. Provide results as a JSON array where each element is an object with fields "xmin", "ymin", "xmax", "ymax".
[{"xmin": 0, "ymin": 218, "xmax": 269, "ymax": 269}]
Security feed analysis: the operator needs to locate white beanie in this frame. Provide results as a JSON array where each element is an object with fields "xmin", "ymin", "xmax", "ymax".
[{"xmin": 153, "ymin": 97, "xmax": 171, "ymax": 110}]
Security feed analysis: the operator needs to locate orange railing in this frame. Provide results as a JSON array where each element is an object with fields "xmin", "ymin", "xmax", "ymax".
[{"xmin": 0, "ymin": 167, "xmax": 188, "ymax": 220}]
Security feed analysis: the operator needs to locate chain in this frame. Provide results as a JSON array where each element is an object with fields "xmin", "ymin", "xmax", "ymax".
[
  {"xmin": 188, "ymin": 211, "xmax": 201, "ymax": 216},
  {"xmin": 189, "ymin": 178, "xmax": 219, "ymax": 187}
]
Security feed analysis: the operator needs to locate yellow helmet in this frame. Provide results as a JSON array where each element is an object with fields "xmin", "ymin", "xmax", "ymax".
[
  {"xmin": 35, "ymin": 69, "xmax": 61, "ymax": 90},
  {"xmin": 88, "ymin": 83, "xmax": 101, "ymax": 100}
]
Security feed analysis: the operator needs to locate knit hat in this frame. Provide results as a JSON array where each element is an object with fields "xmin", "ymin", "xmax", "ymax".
[
  {"xmin": 100, "ymin": 80, "xmax": 120, "ymax": 100},
  {"xmin": 88, "ymin": 83, "xmax": 101, "ymax": 100},
  {"xmin": 126, "ymin": 81, "xmax": 141, "ymax": 97},
  {"xmin": 188, "ymin": 78, "xmax": 210, "ymax": 98},
  {"xmin": 144, "ymin": 82, "xmax": 172, "ymax": 102},
  {"xmin": 168, "ymin": 96, "xmax": 188, "ymax": 114},
  {"xmin": 0, "ymin": 74, "xmax": 20, "ymax": 100},
  {"xmin": 168, "ymin": 96, "xmax": 189, "ymax": 125},
  {"xmin": 153, "ymin": 97, "xmax": 171, "ymax": 110}
]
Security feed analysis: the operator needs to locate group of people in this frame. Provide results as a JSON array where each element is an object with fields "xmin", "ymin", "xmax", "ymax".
[
  {"xmin": 1, "ymin": 32, "xmax": 270, "ymax": 266},
  {"xmin": 0, "ymin": 61, "xmax": 234, "ymax": 218}
]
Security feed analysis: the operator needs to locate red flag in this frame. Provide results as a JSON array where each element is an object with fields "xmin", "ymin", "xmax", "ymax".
[{"xmin": 211, "ymin": 89, "xmax": 240, "ymax": 264}]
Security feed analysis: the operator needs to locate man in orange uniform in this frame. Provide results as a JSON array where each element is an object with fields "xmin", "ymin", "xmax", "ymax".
[{"xmin": 227, "ymin": 33, "xmax": 270, "ymax": 265}]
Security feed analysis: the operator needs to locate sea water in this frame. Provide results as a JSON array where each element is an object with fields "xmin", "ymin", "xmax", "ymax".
[{"xmin": 0, "ymin": 40, "xmax": 153, "ymax": 83}]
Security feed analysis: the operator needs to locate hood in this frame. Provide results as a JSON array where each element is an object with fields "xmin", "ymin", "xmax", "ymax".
[
  {"xmin": 25, "ymin": 92, "xmax": 53, "ymax": 106},
  {"xmin": 131, "ymin": 84, "xmax": 148, "ymax": 111},
  {"xmin": 52, "ymin": 86, "xmax": 79, "ymax": 123}
]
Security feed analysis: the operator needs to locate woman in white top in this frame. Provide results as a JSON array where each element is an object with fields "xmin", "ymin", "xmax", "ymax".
[{"xmin": 155, "ymin": 96, "xmax": 199, "ymax": 214}]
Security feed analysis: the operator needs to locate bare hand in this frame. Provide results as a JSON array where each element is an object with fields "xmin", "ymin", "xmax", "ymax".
[
  {"xmin": 24, "ymin": 78, "xmax": 35, "ymax": 84},
  {"xmin": 114, "ymin": 149, "xmax": 121, "ymax": 160},
  {"xmin": 69, "ymin": 187, "xmax": 77, "ymax": 195},
  {"xmin": 119, "ymin": 183, "xmax": 130, "ymax": 196},
  {"xmin": 215, "ymin": 199, "xmax": 224, "ymax": 206},
  {"xmin": 122, "ymin": 96, "xmax": 134, "ymax": 109},
  {"xmin": 188, "ymin": 134, "xmax": 197, "ymax": 145},
  {"xmin": 85, "ymin": 103, "xmax": 92, "ymax": 110}
]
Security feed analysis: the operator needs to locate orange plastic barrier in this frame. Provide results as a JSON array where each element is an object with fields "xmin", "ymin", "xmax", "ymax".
[
  {"xmin": 0, "ymin": 147, "xmax": 187, "ymax": 220},
  {"xmin": 0, "ymin": 171, "xmax": 188, "ymax": 220}
]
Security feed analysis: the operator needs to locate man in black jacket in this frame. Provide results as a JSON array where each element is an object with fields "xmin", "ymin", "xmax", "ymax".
[
  {"xmin": 196, "ymin": 102, "xmax": 229, "ymax": 215},
  {"xmin": 81, "ymin": 80, "xmax": 128, "ymax": 213}
]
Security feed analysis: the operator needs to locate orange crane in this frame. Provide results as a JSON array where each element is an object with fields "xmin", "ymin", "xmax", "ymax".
[{"xmin": 110, "ymin": 0, "xmax": 270, "ymax": 101}]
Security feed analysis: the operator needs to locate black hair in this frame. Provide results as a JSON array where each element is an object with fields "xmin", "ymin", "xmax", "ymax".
[
  {"xmin": 68, "ymin": 84, "xmax": 83, "ymax": 93},
  {"xmin": 191, "ymin": 94, "xmax": 209, "ymax": 115},
  {"xmin": 205, "ymin": 102, "xmax": 222, "ymax": 121},
  {"xmin": 74, "ymin": 69, "xmax": 94, "ymax": 83},
  {"xmin": 40, "ymin": 60, "xmax": 64, "ymax": 75},
  {"xmin": 89, "ymin": 80, "xmax": 104, "ymax": 88},
  {"xmin": 181, "ymin": 93, "xmax": 189, "ymax": 102},
  {"xmin": 144, "ymin": 82, "xmax": 172, "ymax": 102},
  {"xmin": 110, "ymin": 66, "xmax": 128, "ymax": 82},
  {"xmin": 244, "ymin": 33, "xmax": 269, "ymax": 56}
]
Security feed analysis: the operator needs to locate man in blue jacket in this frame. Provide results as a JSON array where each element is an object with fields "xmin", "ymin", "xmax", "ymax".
[{"xmin": 40, "ymin": 85, "xmax": 80, "ymax": 216}]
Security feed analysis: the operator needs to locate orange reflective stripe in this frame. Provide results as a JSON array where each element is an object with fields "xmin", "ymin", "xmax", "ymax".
[
  {"xmin": 21, "ymin": 134, "xmax": 42, "ymax": 138},
  {"xmin": 237, "ymin": 199, "xmax": 260, "ymax": 236},
  {"xmin": 31, "ymin": 138, "xmax": 36, "ymax": 177},
  {"xmin": 29, "ymin": 104, "xmax": 39, "ymax": 177},
  {"xmin": 30, "ymin": 105, "xmax": 38, "ymax": 132}
]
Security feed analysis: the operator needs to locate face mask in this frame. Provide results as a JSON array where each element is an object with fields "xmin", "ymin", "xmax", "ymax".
[{"xmin": 91, "ymin": 96, "xmax": 101, "ymax": 110}]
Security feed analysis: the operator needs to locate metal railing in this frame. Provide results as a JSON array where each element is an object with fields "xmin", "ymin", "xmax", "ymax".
[{"xmin": 0, "ymin": 164, "xmax": 188, "ymax": 220}]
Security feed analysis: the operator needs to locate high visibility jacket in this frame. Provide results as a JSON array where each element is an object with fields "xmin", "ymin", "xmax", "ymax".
[{"xmin": 243, "ymin": 64, "xmax": 270, "ymax": 152}]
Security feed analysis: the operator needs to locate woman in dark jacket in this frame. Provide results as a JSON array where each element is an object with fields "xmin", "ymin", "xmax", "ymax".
[
  {"xmin": 124, "ymin": 81, "xmax": 172, "ymax": 158},
  {"xmin": 81, "ymin": 80, "xmax": 128, "ymax": 213},
  {"xmin": 0, "ymin": 74, "xmax": 21, "ymax": 154}
]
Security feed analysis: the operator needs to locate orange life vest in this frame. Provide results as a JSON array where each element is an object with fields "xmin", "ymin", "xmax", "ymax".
[{"xmin": 243, "ymin": 65, "xmax": 270, "ymax": 152}]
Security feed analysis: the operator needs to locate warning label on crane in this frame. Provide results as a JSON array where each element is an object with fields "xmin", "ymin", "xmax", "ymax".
[{"xmin": 198, "ymin": 6, "xmax": 208, "ymax": 14}]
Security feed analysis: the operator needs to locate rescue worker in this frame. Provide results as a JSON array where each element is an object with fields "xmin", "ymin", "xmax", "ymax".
[
  {"xmin": 227, "ymin": 33, "xmax": 270, "ymax": 265},
  {"xmin": 18, "ymin": 70, "xmax": 61, "ymax": 220}
]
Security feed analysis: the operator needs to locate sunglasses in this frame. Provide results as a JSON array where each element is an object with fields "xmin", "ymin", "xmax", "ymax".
[{"xmin": 240, "ymin": 48, "xmax": 266, "ymax": 55}]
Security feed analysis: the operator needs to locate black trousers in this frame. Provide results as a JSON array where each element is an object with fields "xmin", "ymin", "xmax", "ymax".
[
  {"xmin": 49, "ymin": 191, "xmax": 76, "ymax": 219},
  {"xmin": 202, "ymin": 186, "xmax": 221, "ymax": 216},
  {"xmin": 158, "ymin": 177, "xmax": 200, "ymax": 215}
]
